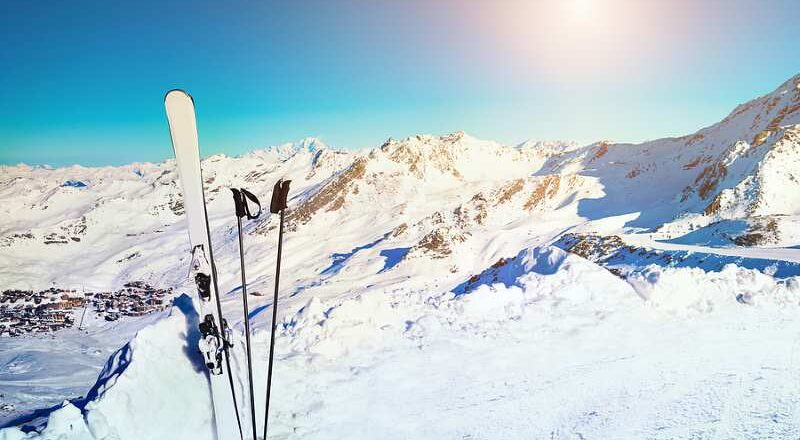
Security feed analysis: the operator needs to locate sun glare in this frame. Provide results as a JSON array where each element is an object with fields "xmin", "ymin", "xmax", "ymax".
[
  {"xmin": 481, "ymin": 0, "xmax": 668, "ymax": 83},
  {"xmin": 567, "ymin": 0, "xmax": 595, "ymax": 21}
]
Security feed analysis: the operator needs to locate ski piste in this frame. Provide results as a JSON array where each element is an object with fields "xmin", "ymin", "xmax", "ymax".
[{"xmin": 165, "ymin": 89, "xmax": 244, "ymax": 440}]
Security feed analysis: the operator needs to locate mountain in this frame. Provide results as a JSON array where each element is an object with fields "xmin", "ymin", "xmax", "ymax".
[
  {"xmin": 535, "ymin": 74, "xmax": 800, "ymax": 241},
  {"xmin": 3, "ymin": 73, "xmax": 798, "ymax": 291},
  {"xmin": 2, "ymin": 74, "xmax": 800, "ymax": 439}
]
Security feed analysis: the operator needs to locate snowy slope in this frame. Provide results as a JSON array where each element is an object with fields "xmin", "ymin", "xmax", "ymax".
[
  {"xmin": 4, "ymin": 248, "xmax": 800, "ymax": 439},
  {"xmin": 535, "ymin": 74, "xmax": 800, "ymax": 236},
  {"xmin": 2, "ymin": 74, "xmax": 800, "ymax": 438}
]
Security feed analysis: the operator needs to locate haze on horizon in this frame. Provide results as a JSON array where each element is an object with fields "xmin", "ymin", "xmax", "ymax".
[{"xmin": 1, "ymin": 0, "xmax": 798, "ymax": 167}]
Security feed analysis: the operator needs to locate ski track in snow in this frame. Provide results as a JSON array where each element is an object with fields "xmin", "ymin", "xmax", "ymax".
[{"xmin": 623, "ymin": 234, "xmax": 800, "ymax": 264}]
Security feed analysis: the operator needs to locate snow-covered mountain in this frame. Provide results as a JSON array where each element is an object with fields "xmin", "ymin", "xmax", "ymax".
[
  {"xmin": 3, "ymin": 76, "xmax": 799, "ymax": 291},
  {"xmin": 2, "ymin": 74, "xmax": 800, "ymax": 439}
]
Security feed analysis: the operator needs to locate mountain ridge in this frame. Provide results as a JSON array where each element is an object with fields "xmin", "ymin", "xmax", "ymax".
[{"xmin": 0, "ymin": 74, "xmax": 798, "ymax": 293}]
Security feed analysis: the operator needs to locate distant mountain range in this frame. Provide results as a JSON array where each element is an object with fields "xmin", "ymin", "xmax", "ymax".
[{"xmin": 1, "ymin": 74, "xmax": 798, "ymax": 295}]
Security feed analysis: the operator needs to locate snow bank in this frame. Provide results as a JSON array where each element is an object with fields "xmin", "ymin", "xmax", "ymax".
[
  {"xmin": 262, "ymin": 247, "xmax": 800, "ymax": 439},
  {"xmin": 282, "ymin": 292, "xmax": 418, "ymax": 359},
  {"xmin": 280, "ymin": 246, "xmax": 800, "ymax": 357},
  {"xmin": 454, "ymin": 246, "xmax": 800, "ymax": 324},
  {"xmin": 0, "ymin": 296, "xmax": 213, "ymax": 440},
  {"xmin": 455, "ymin": 247, "xmax": 635, "ymax": 323},
  {"xmin": 5, "ymin": 246, "xmax": 800, "ymax": 439},
  {"xmin": 627, "ymin": 264, "xmax": 800, "ymax": 315},
  {"xmin": 452, "ymin": 246, "xmax": 569, "ymax": 295}
]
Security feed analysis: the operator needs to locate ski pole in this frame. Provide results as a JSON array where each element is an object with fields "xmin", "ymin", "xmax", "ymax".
[
  {"xmin": 263, "ymin": 179, "xmax": 290, "ymax": 440},
  {"xmin": 231, "ymin": 188, "xmax": 262, "ymax": 440}
]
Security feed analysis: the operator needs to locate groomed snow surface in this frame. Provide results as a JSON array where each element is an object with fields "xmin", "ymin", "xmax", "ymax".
[{"xmin": 3, "ymin": 247, "xmax": 800, "ymax": 440}]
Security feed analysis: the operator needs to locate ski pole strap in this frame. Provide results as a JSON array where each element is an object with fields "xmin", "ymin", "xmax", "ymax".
[
  {"xmin": 240, "ymin": 188, "xmax": 261, "ymax": 219},
  {"xmin": 231, "ymin": 188, "xmax": 262, "ymax": 220},
  {"xmin": 270, "ymin": 179, "xmax": 291, "ymax": 214}
]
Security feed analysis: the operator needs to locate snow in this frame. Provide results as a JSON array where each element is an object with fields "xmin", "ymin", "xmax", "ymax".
[
  {"xmin": 623, "ymin": 233, "xmax": 800, "ymax": 264},
  {"xmin": 0, "ymin": 300, "xmax": 211, "ymax": 440},
  {"xmin": 0, "ymin": 314, "xmax": 165, "ymax": 428},
  {"xmin": 2, "ymin": 73, "xmax": 800, "ymax": 438},
  {"xmin": 4, "ymin": 249, "xmax": 800, "ymax": 439}
]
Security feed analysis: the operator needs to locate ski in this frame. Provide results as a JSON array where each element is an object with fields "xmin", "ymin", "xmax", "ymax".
[
  {"xmin": 231, "ymin": 187, "xmax": 262, "ymax": 440},
  {"xmin": 263, "ymin": 179, "xmax": 290, "ymax": 440},
  {"xmin": 165, "ymin": 89, "xmax": 244, "ymax": 440}
]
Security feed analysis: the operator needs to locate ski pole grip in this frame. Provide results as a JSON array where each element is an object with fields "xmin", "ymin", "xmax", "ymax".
[
  {"xmin": 270, "ymin": 179, "xmax": 291, "ymax": 214},
  {"xmin": 230, "ymin": 188, "xmax": 247, "ymax": 218},
  {"xmin": 241, "ymin": 188, "xmax": 262, "ymax": 219},
  {"xmin": 232, "ymin": 187, "xmax": 262, "ymax": 219}
]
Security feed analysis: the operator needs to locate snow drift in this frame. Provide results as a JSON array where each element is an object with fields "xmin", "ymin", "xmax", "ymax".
[{"xmin": 4, "ymin": 247, "xmax": 800, "ymax": 439}]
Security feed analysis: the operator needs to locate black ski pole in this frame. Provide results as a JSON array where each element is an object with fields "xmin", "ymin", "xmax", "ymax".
[
  {"xmin": 263, "ymin": 179, "xmax": 291, "ymax": 440},
  {"xmin": 210, "ymin": 238, "xmax": 245, "ymax": 440},
  {"xmin": 231, "ymin": 188, "xmax": 262, "ymax": 440}
]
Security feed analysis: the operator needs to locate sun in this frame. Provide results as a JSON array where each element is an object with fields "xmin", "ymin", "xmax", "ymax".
[
  {"xmin": 566, "ymin": 0, "xmax": 596, "ymax": 21},
  {"xmin": 568, "ymin": 0, "xmax": 594, "ymax": 17}
]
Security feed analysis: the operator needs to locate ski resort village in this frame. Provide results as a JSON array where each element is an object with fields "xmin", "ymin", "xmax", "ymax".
[{"xmin": 0, "ymin": 283, "xmax": 171, "ymax": 336}]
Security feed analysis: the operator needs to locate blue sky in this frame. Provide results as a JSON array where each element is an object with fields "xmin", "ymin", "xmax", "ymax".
[{"xmin": 1, "ymin": 0, "xmax": 798, "ymax": 167}]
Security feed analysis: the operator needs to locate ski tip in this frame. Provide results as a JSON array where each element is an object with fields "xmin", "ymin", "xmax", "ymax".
[{"xmin": 164, "ymin": 89, "xmax": 194, "ymax": 104}]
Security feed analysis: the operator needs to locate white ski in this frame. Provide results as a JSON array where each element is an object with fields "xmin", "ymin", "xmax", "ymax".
[{"xmin": 165, "ymin": 89, "xmax": 244, "ymax": 440}]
